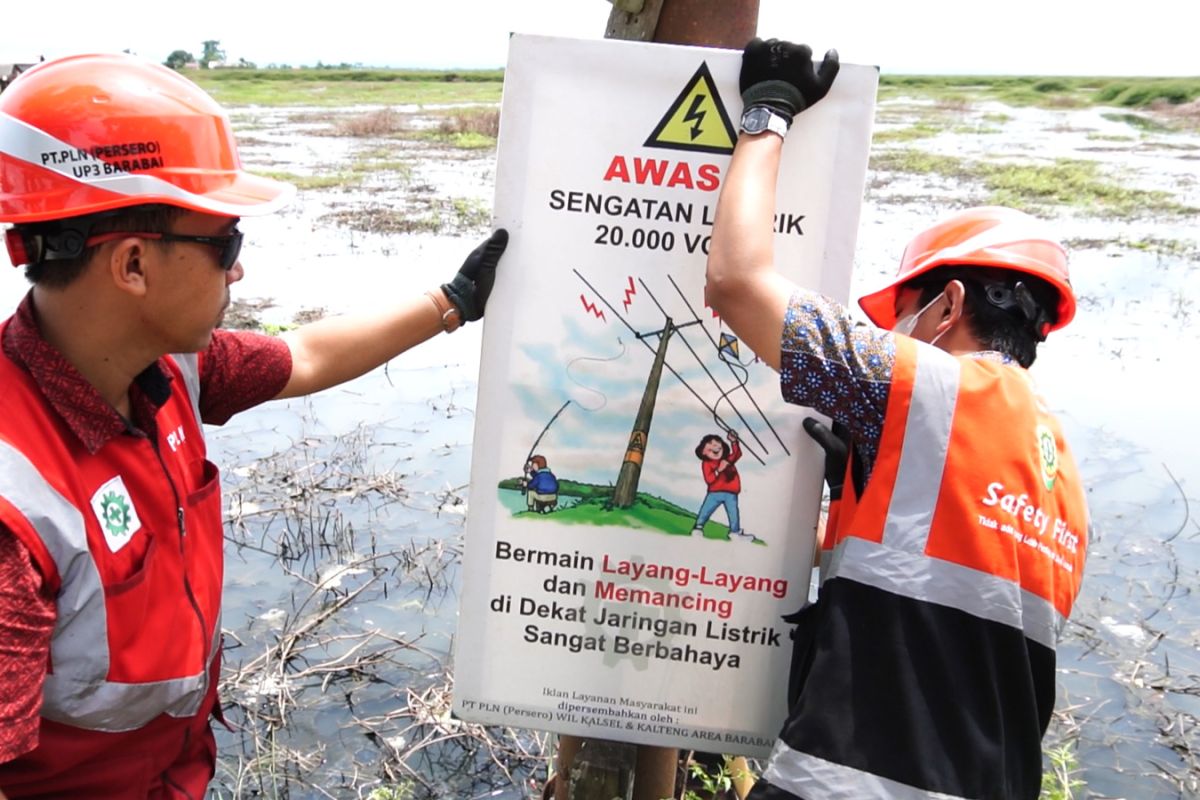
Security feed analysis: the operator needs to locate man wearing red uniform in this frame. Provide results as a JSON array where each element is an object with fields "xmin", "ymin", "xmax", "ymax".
[
  {"xmin": 0, "ymin": 54, "xmax": 506, "ymax": 798},
  {"xmin": 705, "ymin": 38, "xmax": 1089, "ymax": 800}
]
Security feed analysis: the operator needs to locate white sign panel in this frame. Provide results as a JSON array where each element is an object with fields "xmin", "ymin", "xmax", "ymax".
[{"xmin": 453, "ymin": 34, "xmax": 876, "ymax": 757}]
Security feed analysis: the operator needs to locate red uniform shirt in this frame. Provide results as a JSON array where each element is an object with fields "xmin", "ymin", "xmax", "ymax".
[{"xmin": 0, "ymin": 292, "xmax": 291, "ymax": 765}]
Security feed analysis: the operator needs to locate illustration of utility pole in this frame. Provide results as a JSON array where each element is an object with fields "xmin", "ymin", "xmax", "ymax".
[{"xmin": 612, "ymin": 317, "xmax": 699, "ymax": 507}]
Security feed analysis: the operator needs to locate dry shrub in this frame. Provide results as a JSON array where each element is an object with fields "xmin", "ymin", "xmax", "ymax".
[
  {"xmin": 1162, "ymin": 98, "xmax": 1200, "ymax": 119},
  {"xmin": 933, "ymin": 96, "xmax": 971, "ymax": 113},
  {"xmin": 337, "ymin": 108, "xmax": 408, "ymax": 137},
  {"xmin": 438, "ymin": 108, "xmax": 500, "ymax": 137}
]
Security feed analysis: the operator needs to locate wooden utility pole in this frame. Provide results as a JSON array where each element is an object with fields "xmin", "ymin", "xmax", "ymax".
[
  {"xmin": 609, "ymin": 317, "xmax": 704, "ymax": 509},
  {"xmin": 551, "ymin": 6, "xmax": 761, "ymax": 799},
  {"xmin": 612, "ymin": 320, "xmax": 676, "ymax": 508}
]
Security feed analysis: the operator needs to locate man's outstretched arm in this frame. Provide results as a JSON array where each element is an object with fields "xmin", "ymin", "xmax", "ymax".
[
  {"xmin": 705, "ymin": 132, "xmax": 794, "ymax": 371},
  {"xmin": 277, "ymin": 229, "xmax": 507, "ymax": 399},
  {"xmin": 706, "ymin": 39, "xmax": 839, "ymax": 371}
]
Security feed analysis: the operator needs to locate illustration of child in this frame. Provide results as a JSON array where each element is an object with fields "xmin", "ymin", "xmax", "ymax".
[{"xmin": 692, "ymin": 429, "xmax": 755, "ymax": 542}]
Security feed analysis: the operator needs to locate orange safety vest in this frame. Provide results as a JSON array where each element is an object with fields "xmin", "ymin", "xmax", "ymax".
[
  {"xmin": 765, "ymin": 336, "xmax": 1089, "ymax": 800},
  {"xmin": 0, "ymin": 333, "xmax": 224, "ymax": 799}
]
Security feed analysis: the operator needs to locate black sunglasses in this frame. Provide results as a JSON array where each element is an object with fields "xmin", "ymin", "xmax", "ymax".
[{"xmin": 85, "ymin": 230, "xmax": 244, "ymax": 271}]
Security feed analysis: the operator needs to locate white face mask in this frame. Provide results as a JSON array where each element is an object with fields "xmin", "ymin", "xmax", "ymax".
[{"xmin": 892, "ymin": 291, "xmax": 945, "ymax": 338}]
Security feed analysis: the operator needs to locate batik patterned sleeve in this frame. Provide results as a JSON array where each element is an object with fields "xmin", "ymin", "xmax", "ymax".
[
  {"xmin": 779, "ymin": 289, "xmax": 895, "ymax": 469},
  {"xmin": 0, "ymin": 529, "xmax": 54, "ymax": 763}
]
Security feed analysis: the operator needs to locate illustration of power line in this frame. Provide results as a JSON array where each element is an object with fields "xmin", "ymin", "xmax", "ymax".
[
  {"xmin": 666, "ymin": 274, "xmax": 790, "ymax": 456},
  {"xmin": 574, "ymin": 269, "xmax": 784, "ymax": 509}
]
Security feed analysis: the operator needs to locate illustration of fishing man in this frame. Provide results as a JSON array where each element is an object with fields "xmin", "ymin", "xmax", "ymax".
[{"xmin": 522, "ymin": 455, "xmax": 560, "ymax": 513}]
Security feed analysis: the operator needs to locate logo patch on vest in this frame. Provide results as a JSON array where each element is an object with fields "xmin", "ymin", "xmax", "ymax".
[
  {"xmin": 90, "ymin": 476, "xmax": 143, "ymax": 552},
  {"xmin": 1036, "ymin": 424, "xmax": 1058, "ymax": 491}
]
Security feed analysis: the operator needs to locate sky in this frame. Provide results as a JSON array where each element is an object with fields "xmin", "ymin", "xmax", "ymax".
[{"xmin": 1, "ymin": 0, "xmax": 1196, "ymax": 76}]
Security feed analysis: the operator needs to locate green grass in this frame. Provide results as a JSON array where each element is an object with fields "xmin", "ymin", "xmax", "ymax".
[
  {"xmin": 982, "ymin": 158, "xmax": 1188, "ymax": 216},
  {"xmin": 879, "ymin": 74, "xmax": 1200, "ymax": 109},
  {"xmin": 251, "ymin": 148, "xmax": 413, "ymax": 193},
  {"xmin": 185, "ymin": 68, "xmax": 1200, "ymax": 111},
  {"xmin": 870, "ymin": 149, "xmax": 1193, "ymax": 217},
  {"xmin": 504, "ymin": 490, "xmax": 751, "ymax": 542},
  {"xmin": 256, "ymin": 170, "xmax": 362, "ymax": 190},
  {"xmin": 187, "ymin": 68, "xmax": 503, "ymax": 107},
  {"xmin": 1096, "ymin": 78, "xmax": 1200, "ymax": 106},
  {"xmin": 1040, "ymin": 743, "xmax": 1086, "ymax": 799},
  {"xmin": 1085, "ymin": 131, "xmax": 1136, "ymax": 142},
  {"xmin": 498, "ymin": 478, "xmax": 722, "ymax": 536},
  {"xmin": 873, "ymin": 122, "xmax": 944, "ymax": 143},
  {"xmin": 1066, "ymin": 234, "xmax": 1198, "ymax": 258},
  {"xmin": 1100, "ymin": 111, "xmax": 1173, "ymax": 132}
]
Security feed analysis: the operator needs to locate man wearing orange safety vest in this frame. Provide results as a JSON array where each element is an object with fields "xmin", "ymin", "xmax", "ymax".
[
  {"xmin": 0, "ymin": 54, "xmax": 506, "ymax": 798},
  {"xmin": 706, "ymin": 38, "xmax": 1089, "ymax": 800}
]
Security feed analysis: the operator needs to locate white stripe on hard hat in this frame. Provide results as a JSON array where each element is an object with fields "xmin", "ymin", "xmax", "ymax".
[
  {"xmin": 0, "ymin": 111, "xmax": 293, "ymax": 217},
  {"xmin": 911, "ymin": 217, "xmax": 1059, "ymax": 274}
]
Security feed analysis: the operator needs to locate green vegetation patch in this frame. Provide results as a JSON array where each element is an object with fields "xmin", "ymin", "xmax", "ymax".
[
  {"xmin": 323, "ymin": 205, "xmax": 440, "ymax": 235},
  {"xmin": 1039, "ymin": 742, "xmax": 1086, "ymax": 800},
  {"xmin": 982, "ymin": 158, "xmax": 1188, "ymax": 216},
  {"xmin": 188, "ymin": 68, "xmax": 503, "ymax": 107},
  {"xmin": 870, "ymin": 150, "xmax": 975, "ymax": 181},
  {"xmin": 256, "ymin": 170, "xmax": 362, "ymax": 190},
  {"xmin": 879, "ymin": 74, "xmax": 1200, "ymax": 110},
  {"xmin": 321, "ymin": 195, "xmax": 491, "ymax": 236},
  {"xmin": 512, "ymin": 494, "xmax": 739, "ymax": 540},
  {"xmin": 1066, "ymin": 235, "xmax": 1199, "ymax": 258},
  {"xmin": 873, "ymin": 122, "xmax": 943, "ymax": 143},
  {"xmin": 1100, "ymin": 111, "xmax": 1173, "ymax": 132},
  {"xmin": 871, "ymin": 149, "xmax": 1193, "ymax": 217},
  {"xmin": 1096, "ymin": 79, "xmax": 1200, "ymax": 107}
]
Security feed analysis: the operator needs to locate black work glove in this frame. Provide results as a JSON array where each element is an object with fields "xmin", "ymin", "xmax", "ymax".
[
  {"xmin": 740, "ymin": 38, "xmax": 840, "ymax": 126},
  {"xmin": 441, "ymin": 228, "xmax": 508, "ymax": 322},
  {"xmin": 802, "ymin": 417, "xmax": 849, "ymax": 501}
]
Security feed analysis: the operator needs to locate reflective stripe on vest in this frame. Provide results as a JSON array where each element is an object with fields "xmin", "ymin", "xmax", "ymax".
[
  {"xmin": 0, "ymin": 352, "xmax": 217, "ymax": 733},
  {"xmin": 823, "ymin": 344, "xmax": 1065, "ymax": 649},
  {"xmin": 0, "ymin": 439, "xmax": 216, "ymax": 732},
  {"xmin": 173, "ymin": 352, "xmax": 204, "ymax": 444},
  {"xmin": 762, "ymin": 738, "xmax": 972, "ymax": 800}
]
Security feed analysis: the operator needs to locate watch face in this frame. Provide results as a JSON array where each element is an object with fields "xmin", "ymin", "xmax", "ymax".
[{"xmin": 741, "ymin": 106, "xmax": 770, "ymax": 133}]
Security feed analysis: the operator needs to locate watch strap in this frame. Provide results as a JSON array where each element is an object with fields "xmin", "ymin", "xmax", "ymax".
[{"xmin": 741, "ymin": 105, "xmax": 791, "ymax": 138}]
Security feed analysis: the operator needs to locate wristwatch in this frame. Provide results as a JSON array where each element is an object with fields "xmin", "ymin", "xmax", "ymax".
[{"xmin": 740, "ymin": 106, "xmax": 790, "ymax": 138}]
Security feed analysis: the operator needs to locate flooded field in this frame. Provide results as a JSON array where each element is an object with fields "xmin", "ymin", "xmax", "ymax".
[{"xmin": 3, "ymin": 85, "xmax": 1196, "ymax": 798}]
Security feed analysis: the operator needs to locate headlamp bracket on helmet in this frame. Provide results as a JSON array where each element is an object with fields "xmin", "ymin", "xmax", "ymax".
[
  {"xmin": 981, "ymin": 280, "xmax": 1051, "ymax": 341},
  {"xmin": 6, "ymin": 223, "xmax": 92, "ymax": 267},
  {"xmin": 5, "ymin": 211, "xmax": 131, "ymax": 268}
]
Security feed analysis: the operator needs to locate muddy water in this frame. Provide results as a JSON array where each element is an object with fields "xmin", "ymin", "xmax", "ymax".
[
  {"xmin": 1, "ymin": 97, "xmax": 1195, "ymax": 798},
  {"xmin": 222, "ymin": 99, "xmax": 1200, "ymax": 796}
]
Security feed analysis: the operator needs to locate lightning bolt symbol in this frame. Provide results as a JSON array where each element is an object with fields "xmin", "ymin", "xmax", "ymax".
[
  {"xmin": 580, "ymin": 293, "xmax": 606, "ymax": 321},
  {"xmin": 683, "ymin": 94, "xmax": 707, "ymax": 141},
  {"xmin": 704, "ymin": 295, "xmax": 720, "ymax": 319},
  {"xmin": 621, "ymin": 276, "xmax": 637, "ymax": 311}
]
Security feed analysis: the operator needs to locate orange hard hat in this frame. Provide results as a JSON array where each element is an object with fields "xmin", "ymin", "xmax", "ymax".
[
  {"xmin": 0, "ymin": 53, "xmax": 293, "ymax": 224},
  {"xmin": 858, "ymin": 206, "xmax": 1075, "ymax": 333}
]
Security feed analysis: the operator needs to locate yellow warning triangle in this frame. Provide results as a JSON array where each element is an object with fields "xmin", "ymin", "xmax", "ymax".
[{"xmin": 644, "ymin": 62, "xmax": 737, "ymax": 155}]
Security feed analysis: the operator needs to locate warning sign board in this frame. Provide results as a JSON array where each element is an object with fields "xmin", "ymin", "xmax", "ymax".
[
  {"xmin": 644, "ymin": 62, "xmax": 737, "ymax": 155},
  {"xmin": 453, "ymin": 33, "xmax": 878, "ymax": 758}
]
